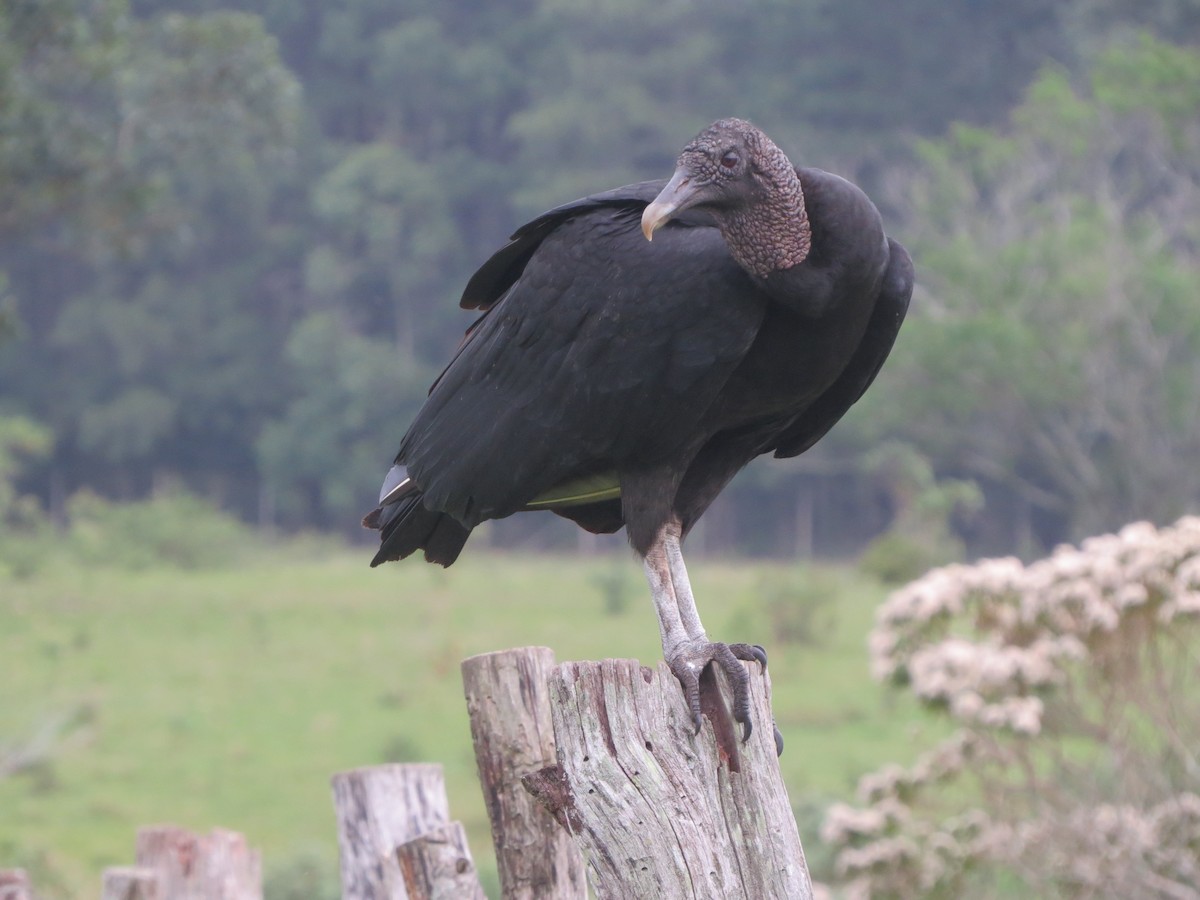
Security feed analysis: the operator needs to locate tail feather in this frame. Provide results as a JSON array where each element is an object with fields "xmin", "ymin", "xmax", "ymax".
[
  {"xmin": 423, "ymin": 514, "xmax": 471, "ymax": 566},
  {"xmin": 363, "ymin": 465, "xmax": 471, "ymax": 567}
]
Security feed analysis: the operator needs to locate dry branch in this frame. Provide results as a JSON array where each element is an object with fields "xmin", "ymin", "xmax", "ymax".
[
  {"xmin": 526, "ymin": 658, "xmax": 813, "ymax": 900},
  {"xmin": 395, "ymin": 821, "xmax": 486, "ymax": 900},
  {"xmin": 330, "ymin": 762, "xmax": 484, "ymax": 899},
  {"xmin": 461, "ymin": 647, "xmax": 587, "ymax": 900},
  {"xmin": 0, "ymin": 870, "xmax": 30, "ymax": 900},
  {"xmin": 101, "ymin": 866, "xmax": 160, "ymax": 900},
  {"xmin": 135, "ymin": 826, "xmax": 261, "ymax": 900}
]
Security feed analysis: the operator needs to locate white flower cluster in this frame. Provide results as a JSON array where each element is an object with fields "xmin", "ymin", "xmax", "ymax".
[
  {"xmin": 819, "ymin": 733, "xmax": 1005, "ymax": 893},
  {"xmin": 828, "ymin": 794, "xmax": 1200, "ymax": 898},
  {"xmin": 854, "ymin": 731, "xmax": 982, "ymax": 805},
  {"xmin": 824, "ymin": 794, "xmax": 997, "ymax": 895},
  {"xmin": 870, "ymin": 516, "xmax": 1200, "ymax": 734},
  {"xmin": 823, "ymin": 516, "xmax": 1200, "ymax": 897},
  {"xmin": 1008, "ymin": 794, "xmax": 1200, "ymax": 894}
]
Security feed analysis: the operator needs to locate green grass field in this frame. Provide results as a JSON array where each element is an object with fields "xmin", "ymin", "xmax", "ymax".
[{"xmin": 0, "ymin": 547, "xmax": 945, "ymax": 897}]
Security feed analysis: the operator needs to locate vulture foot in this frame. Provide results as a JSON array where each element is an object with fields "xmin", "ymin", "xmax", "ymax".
[{"xmin": 667, "ymin": 641, "xmax": 767, "ymax": 744}]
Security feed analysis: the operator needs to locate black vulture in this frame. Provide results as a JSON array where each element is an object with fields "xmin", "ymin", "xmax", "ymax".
[{"xmin": 364, "ymin": 118, "xmax": 913, "ymax": 746}]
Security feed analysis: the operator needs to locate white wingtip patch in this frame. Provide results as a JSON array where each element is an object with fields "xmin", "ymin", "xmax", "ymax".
[
  {"xmin": 378, "ymin": 477, "xmax": 411, "ymax": 506},
  {"xmin": 378, "ymin": 465, "xmax": 413, "ymax": 505}
]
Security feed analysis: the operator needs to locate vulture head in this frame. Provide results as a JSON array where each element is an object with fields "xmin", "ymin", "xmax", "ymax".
[{"xmin": 642, "ymin": 118, "xmax": 810, "ymax": 277}]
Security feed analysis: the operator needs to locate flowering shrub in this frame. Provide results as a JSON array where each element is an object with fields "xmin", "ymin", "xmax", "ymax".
[{"xmin": 824, "ymin": 517, "xmax": 1200, "ymax": 898}]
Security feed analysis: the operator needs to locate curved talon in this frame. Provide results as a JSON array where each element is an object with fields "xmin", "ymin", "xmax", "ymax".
[
  {"xmin": 667, "ymin": 641, "xmax": 774, "ymax": 745},
  {"xmin": 752, "ymin": 644, "xmax": 768, "ymax": 668},
  {"xmin": 773, "ymin": 724, "xmax": 785, "ymax": 757},
  {"xmin": 712, "ymin": 643, "xmax": 753, "ymax": 743},
  {"xmin": 729, "ymin": 642, "xmax": 768, "ymax": 670},
  {"xmin": 669, "ymin": 658, "xmax": 705, "ymax": 734}
]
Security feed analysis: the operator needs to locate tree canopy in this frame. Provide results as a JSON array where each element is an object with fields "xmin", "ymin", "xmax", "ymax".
[
  {"xmin": 869, "ymin": 35, "xmax": 1200, "ymax": 550},
  {"xmin": 1, "ymin": 0, "xmax": 1198, "ymax": 556}
]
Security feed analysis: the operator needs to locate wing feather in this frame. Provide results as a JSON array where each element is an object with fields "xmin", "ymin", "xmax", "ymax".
[
  {"xmin": 400, "ymin": 201, "xmax": 764, "ymax": 526},
  {"xmin": 772, "ymin": 238, "xmax": 914, "ymax": 458}
]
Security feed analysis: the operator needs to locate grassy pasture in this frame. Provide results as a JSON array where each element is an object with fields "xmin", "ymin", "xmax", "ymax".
[{"xmin": 0, "ymin": 547, "xmax": 944, "ymax": 896}]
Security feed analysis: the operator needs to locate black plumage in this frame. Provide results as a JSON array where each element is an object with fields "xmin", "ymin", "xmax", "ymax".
[{"xmin": 364, "ymin": 119, "xmax": 913, "ymax": 745}]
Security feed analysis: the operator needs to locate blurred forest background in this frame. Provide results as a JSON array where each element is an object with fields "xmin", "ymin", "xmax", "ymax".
[
  {"xmin": 4, "ymin": 2, "xmax": 1200, "ymax": 898},
  {"xmin": 2, "ymin": 0, "xmax": 1199, "ymax": 571}
]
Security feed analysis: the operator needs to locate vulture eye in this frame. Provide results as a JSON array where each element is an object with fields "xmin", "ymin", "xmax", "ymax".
[{"xmin": 720, "ymin": 151, "xmax": 740, "ymax": 170}]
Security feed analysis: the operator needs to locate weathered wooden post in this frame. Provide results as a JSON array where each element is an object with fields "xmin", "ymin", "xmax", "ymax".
[
  {"xmin": 395, "ymin": 822, "xmax": 485, "ymax": 900},
  {"xmin": 525, "ymin": 657, "xmax": 813, "ymax": 900},
  {"xmin": 330, "ymin": 762, "xmax": 485, "ymax": 899},
  {"xmin": 101, "ymin": 866, "xmax": 160, "ymax": 900},
  {"xmin": 0, "ymin": 870, "xmax": 30, "ymax": 900},
  {"xmin": 134, "ymin": 826, "xmax": 261, "ymax": 899},
  {"xmin": 461, "ymin": 647, "xmax": 587, "ymax": 900}
]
